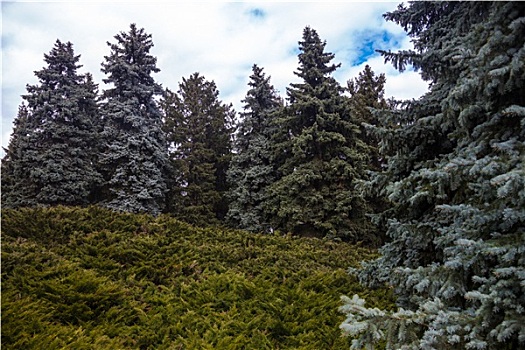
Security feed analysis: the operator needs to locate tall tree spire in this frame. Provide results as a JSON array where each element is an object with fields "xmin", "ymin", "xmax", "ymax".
[
  {"xmin": 226, "ymin": 64, "xmax": 283, "ymax": 232},
  {"xmin": 162, "ymin": 73, "xmax": 235, "ymax": 226},
  {"xmin": 268, "ymin": 27, "xmax": 371, "ymax": 241},
  {"xmin": 99, "ymin": 24, "xmax": 169, "ymax": 215}
]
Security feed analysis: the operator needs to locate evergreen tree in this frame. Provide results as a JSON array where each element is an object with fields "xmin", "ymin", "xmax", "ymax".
[
  {"xmin": 1, "ymin": 104, "xmax": 37, "ymax": 207},
  {"xmin": 226, "ymin": 64, "xmax": 283, "ymax": 233},
  {"xmin": 162, "ymin": 73, "xmax": 235, "ymax": 226},
  {"xmin": 340, "ymin": 2, "xmax": 525, "ymax": 348},
  {"xmin": 268, "ymin": 27, "xmax": 370, "ymax": 241},
  {"xmin": 1, "ymin": 40, "xmax": 102, "ymax": 208},
  {"xmin": 347, "ymin": 64, "xmax": 389, "ymax": 171},
  {"xmin": 99, "ymin": 24, "xmax": 169, "ymax": 215},
  {"xmin": 347, "ymin": 65, "xmax": 392, "ymax": 237}
]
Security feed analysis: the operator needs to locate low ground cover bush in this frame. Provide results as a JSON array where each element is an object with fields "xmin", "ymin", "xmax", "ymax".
[{"xmin": 2, "ymin": 206, "xmax": 394, "ymax": 349}]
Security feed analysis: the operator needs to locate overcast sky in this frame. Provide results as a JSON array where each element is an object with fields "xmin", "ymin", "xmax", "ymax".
[{"xmin": 2, "ymin": 1, "xmax": 430, "ymax": 155}]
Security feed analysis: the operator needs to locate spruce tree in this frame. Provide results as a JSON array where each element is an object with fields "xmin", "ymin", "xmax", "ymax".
[
  {"xmin": 99, "ymin": 24, "xmax": 169, "ymax": 215},
  {"xmin": 1, "ymin": 40, "xmax": 102, "ymax": 208},
  {"xmin": 162, "ymin": 73, "xmax": 235, "ymax": 226},
  {"xmin": 347, "ymin": 65, "xmax": 391, "ymax": 236},
  {"xmin": 340, "ymin": 2, "xmax": 525, "ymax": 349},
  {"xmin": 226, "ymin": 64, "xmax": 283, "ymax": 233},
  {"xmin": 347, "ymin": 64, "xmax": 389, "ymax": 171},
  {"xmin": 1, "ymin": 104, "xmax": 37, "ymax": 207},
  {"xmin": 268, "ymin": 27, "xmax": 370, "ymax": 241}
]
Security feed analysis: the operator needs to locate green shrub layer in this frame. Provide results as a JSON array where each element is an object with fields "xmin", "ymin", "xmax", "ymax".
[{"xmin": 2, "ymin": 206, "xmax": 393, "ymax": 349}]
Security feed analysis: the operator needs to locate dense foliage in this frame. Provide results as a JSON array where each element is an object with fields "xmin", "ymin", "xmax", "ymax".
[
  {"xmin": 3, "ymin": 3, "xmax": 523, "ymax": 348},
  {"xmin": 347, "ymin": 64, "xmax": 389, "ymax": 172},
  {"xmin": 162, "ymin": 73, "xmax": 236, "ymax": 226},
  {"xmin": 1, "ymin": 206, "xmax": 394, "ymax": 349},
  {"xmin": 98, "ymin": 24, "xmax": 169, "ymax": 215},
  {"xmin": 2, "ymin": 24, "xmax": 384, "ymax": 242},
  {"xmin": 226, "ymin": 64, "xmax": 283, "ymax": 233},
  {"xmin": 1, "ymin": 40, "xmax": 102, "ymax": 208},
  {"xmin": 268, "ymin": 27, "xmax": 371, "ymax": 241},
  {"xmin": 340, "ymin": 2, "xmax": 525, "ymax": 349}
]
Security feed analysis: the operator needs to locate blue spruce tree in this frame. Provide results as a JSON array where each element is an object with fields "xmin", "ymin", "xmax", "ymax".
[
  {"xmin": 340, "ymin": 2, "xmax": 525, "ymax": 349},
  {"xmin": 1, "ymin": 104, "xmax": 36, "ymax": 207},
  {"xmin": 226, "ymin": 64, "xmax": 283, "ymax": 233},
  {"xmin": 1, "ymin": 41, "xmax": 102, "ymax": 207},
  {"xmin": 99, "ymin": 24, "xmax": 169, "ymax": 215}
]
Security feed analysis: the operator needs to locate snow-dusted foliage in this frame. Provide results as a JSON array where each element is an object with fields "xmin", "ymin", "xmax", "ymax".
[
  {"xmin": 341, "ymin": 2, "xmax": 525, "ymax": 348},
  {"xmin": 98, "ymin": 24, "xmax": 169, "ymax": 215}
]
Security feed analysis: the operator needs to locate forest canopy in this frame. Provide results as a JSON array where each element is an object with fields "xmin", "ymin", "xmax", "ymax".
[{"xmin": 2, "ymin": 22, "xmax": 392, "ymax": 244}]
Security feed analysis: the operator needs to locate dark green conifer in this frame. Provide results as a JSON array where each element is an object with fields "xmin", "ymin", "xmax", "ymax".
[
  {"xmin": 1, "ymin": 104, "xmax": 37, "ymax": 207},
  {"xmin": 162, "ymin": 73, "xmax": 235, "ymax": 226},
  {"xmin": 1, "ymin": 40, "xmax": 102, "ymax": 208},
  {"xmin": 268, "ymin": 27, "xmax": 370, "ymax": 241},
  {"xmin": 226, "ymin": 64, "xmax": 283, "ymax": 233},
  {"xmin": 347, "ymin": 64, "xmax": 389, "ymax": 171},
  {"xmin": 98, "ymin": 24, "xmax": 169, "ymax": 215},
  {"xmin": 341, "ymin": 3, "xmax": 525, "ymax": 348},
  {"xmin": 346, "ymin": 65, "xmax": 392, "ymax": 235}
]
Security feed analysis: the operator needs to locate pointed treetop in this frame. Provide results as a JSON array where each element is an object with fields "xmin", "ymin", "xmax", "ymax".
[
  {"xmin": 347, "ymin": 65, "xmax": 386, "ymax": 102},
  {"xmin": 241, "ymin": 64, "xmax": 281, "ymax": 121},
  {"xmin": 31, "ymin": 40, "xmax": 82, "ymax": 89},
  {"xmin": 101, "ymin": 23, "xmax": 160, "ymax": 98},
  {"xmin": 294, "ymin": 26, "xmax": 341, "ymax": 87}
]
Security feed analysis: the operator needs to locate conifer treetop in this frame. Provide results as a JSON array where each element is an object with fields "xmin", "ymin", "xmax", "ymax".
[
  {"xmin": 294, "ymin": 26, "xmax": 340, "ymax": 86},
  {"xmin": 102, "ymin": 23, "xmax": 161, "ymax": 101}
]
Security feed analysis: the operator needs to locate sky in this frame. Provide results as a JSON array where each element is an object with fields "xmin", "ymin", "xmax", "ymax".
[{"xmin": 1, "ymin": 1, "xmax": 430, "ymax": 156}]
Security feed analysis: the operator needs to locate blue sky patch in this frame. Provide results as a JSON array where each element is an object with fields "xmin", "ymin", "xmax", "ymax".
[
  {"xmin": 355, "ymin": 40, "xmax": 376, "ymax": 65},
  {"xmin": 353, "ymin": 30, "xmax": 402, "ymax": 65},
  {"xmin": 288, "ymin": 46, "xmax": 301, "ymax": 57},
  {"xmin": 248, "ymin": 8, "xmax": 266, "ymax": 19}
]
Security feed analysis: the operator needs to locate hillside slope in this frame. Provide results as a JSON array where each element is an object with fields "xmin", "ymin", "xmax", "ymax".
[{"xmin": 1, "ymin": 206, "xmax": 393, "ymax": 349}]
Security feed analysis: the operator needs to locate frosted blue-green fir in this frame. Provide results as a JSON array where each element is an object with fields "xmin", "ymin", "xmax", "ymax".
[
  {"xmin": 226, "ymin": 64, "xmax": 283, "ymax": 233},
  {"xmin": 1, "ymin": 41, "xmax": 102, "ymax": 208},
  {"xmin": 339, "ymin": 2, "xmax": 525, "ymax": 349},
  {"xmin": 98, "ymin": 24, "xmax": 169, "ymax": 216}
]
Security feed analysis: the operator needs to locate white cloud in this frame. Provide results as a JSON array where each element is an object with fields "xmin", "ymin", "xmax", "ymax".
[{"xmin": 1, "ymin": 1, "xmax": 428, "ymax": 156}]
